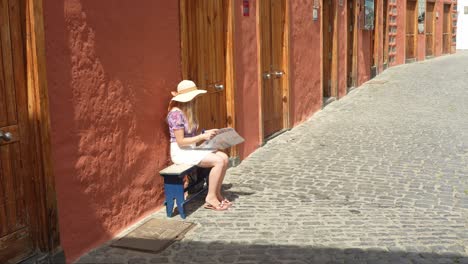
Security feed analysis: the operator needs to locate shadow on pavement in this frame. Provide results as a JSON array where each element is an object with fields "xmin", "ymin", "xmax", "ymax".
[{"xmin": 79, "ymin": 237, "xmax": 468, "ymax": 264}]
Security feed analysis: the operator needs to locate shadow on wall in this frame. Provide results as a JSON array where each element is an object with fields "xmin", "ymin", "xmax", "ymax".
[
  {"xmin": 45, "ymin": 0, "xmax": 181, "ymax": 262},
  {"xmin": 77, "ymin": 237, "xmax": 468, "ymax": 264}
]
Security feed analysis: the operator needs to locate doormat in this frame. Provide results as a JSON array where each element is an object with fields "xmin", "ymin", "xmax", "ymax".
[
  {"xmin": 366, "ymin": 80, "xmax": 388, "ymax": 85},
  {"xmin": 111, "ymin": 218, "xmax": 195, "ymax": 253}
]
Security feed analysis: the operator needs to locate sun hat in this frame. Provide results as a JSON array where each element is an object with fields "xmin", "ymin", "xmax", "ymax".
[{"xmin": 171, "ymin": 80, "xmax": 207, "ymax": 102}]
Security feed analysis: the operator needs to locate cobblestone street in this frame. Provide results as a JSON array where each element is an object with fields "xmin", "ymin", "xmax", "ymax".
[{"xmin": 77, "ymin": 52, "xmax": 468, "ymax": 264}]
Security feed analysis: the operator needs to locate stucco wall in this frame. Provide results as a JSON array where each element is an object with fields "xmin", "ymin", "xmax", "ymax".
[
  {"xmin": 234, "ymin": 0, "xmax": 261, "ymax": 159},
  {"xmin": 43, "ymin": 0, "xmax": 181, "ymax": 262},
  {"xmin": 290, "ymin": 0, "xmax": 323, "ymax": 125}
]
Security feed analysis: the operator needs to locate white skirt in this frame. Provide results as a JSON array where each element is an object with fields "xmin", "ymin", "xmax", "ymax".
[{"xmin": 170, "ymin": 142, "xmax": 214, "ymax": 165}]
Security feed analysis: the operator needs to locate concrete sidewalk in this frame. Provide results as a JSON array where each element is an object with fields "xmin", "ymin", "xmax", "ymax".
[{"xmin": 77, "ymin": 52, "xmax": 468, "ymax": 264}]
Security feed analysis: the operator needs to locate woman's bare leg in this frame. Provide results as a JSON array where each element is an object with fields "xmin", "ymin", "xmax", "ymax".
[
  {"xmin": 198, "ymin": 153, "xmax": 226, "ymax": 209},
  {"xmin": 214, "ymin": 151, "xmax": 229, "ymax": 202}
]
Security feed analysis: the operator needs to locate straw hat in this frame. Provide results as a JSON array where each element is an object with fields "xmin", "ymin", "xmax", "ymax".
[{"xmin": 171, "ymin": 80, "xmax": 206, "ymax": 102}]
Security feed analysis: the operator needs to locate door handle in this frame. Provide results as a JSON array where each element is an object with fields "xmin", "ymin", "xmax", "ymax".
[
  {"xmin": 214, "ymin": 84, "xmax": 224, "ymax": 91},
  {"xmin": 0, "ymin": 131, "xmax": 12, "ymax": 142},
  {"xmin": 263, "ymin": 72, "xmax": 272, "ymax": 79},
  {"xmin": 273, "ymin": 71, "xmax": 284, "ymax": 78}
]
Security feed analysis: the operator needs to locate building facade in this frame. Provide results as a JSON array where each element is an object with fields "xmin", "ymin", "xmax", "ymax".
[
  {"xmin": 457, "ymin": 0, "xmax": 468, "ymax": 49},
  {"xmin": 0, "ymin": 0, "xmax": 458, "ymax": 263}
]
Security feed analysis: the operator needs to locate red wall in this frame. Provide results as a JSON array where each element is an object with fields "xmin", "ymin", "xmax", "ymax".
[
  {"xmin": 290, "ymin": 0, "xmax": 322, "ymax": 125},
  {"xmin": 396, "ymin": 2, "xmax": 406, "ymax": 65},
  {"xmin": 43, "ymin": 0, "xmax": 181, "ymax": 262},
  {"xmin": 234, "ymin": 0, "xmax": 261, "ymax": 159}
]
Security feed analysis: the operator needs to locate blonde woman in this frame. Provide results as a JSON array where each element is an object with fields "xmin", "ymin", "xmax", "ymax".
[{"xmin": 167, "ymin": 80, "xmax": 231, "ymax": 211}]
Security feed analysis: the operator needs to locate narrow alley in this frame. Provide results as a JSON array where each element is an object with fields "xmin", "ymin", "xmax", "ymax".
[{"xmin": 77, "ymin": 52, "xmax": 468, "ymax": 264}]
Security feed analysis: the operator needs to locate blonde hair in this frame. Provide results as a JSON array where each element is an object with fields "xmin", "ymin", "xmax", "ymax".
[{"xmin": 168, "ymin": 100, "xmax": 198, "ymax": 132}]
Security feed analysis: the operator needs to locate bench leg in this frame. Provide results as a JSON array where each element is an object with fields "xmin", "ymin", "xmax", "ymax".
[
  {"xmin": 164, "ymin": 179, "xmax": 186, "ymax": 219},
  {"xmin": 176, "ymin": 192, "xmax": 186, "ymax": 219}
]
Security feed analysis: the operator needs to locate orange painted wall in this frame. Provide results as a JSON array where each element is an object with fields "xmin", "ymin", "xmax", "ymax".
[
  {"xmin": 43, "ymin": 0, "xmax": 180, "ymax": 262},
  {"xmin": 234, "ymin": 0, "xmax": 261, "ymax": 159},
  {"xmin": 290, "ymin": 0, "xmax": 323, "ymax": 124},
  {"xmin": 396, "ymin": 2, "xmax": 407, "ymax": 65}
]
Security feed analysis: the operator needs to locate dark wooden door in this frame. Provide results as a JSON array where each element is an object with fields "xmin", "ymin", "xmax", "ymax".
[
  {"xmin": 426, "ymin": 2, "xmax": 435, "ymax": 56},
  {"xmin": 0, "ymin": 0, "xmax": 35, "ymax": 262},
  {"xmin": 322, "ymin": 0, "xmax": 334, "ymax": 97},
  {"xmin": 181, "ymin": 0, "xmax": 228, "ymax": 131},
  {"xmin": 406, "ymin": 0, "xmax": 417, "ymax": 60},
  {"xmin": 383, "ymin": 0, "xmax": 389, "ymax": 64},
  {"xmin": 347, "ymin": 0, "xmax": 355, "ymax": 88},
  {"xmin": 442, "ymin": 4, "xmax": 451, "ymax": 54},
  {"xmin": 260, "ymin": 0, "xmax": 286, "ymax": 138}
]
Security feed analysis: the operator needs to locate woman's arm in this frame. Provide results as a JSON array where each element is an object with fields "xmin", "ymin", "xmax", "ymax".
[{"xmin": 174, "ymin": 129, "xmax": 216, "ymax": 147}]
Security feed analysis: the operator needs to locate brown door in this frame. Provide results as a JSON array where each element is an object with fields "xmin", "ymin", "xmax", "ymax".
[
  {"xmin": 0, "ymin": 0, "xmax": 35, "ymax": 262},
  {"xmin": 322, "ymin": 0, "xmax": 334, "ymax": 97},
  {"xmin": 260, "ymin": 0, "xmax": 287, "ymax": 138},
  {"xmin": 347, "ymin": 0, "xmax": 355, "ymax": 88},
  {"xmin": 383, "ymin": 0, "xmax": 389, "ymax": 65},
  {"xmin": 442, "ymin": 4, "xmax": 451, "ymax": 54},
  {"xmin": 426, "ymin": 2, "xmax": 435, "ymax": 57},
  {"xmin": 181, "ymin": 0, "xmax": 228, "ymax": 131},
  {"xmin": 406, "ymin": 0, "xmax": 417, "ymax": 60}
]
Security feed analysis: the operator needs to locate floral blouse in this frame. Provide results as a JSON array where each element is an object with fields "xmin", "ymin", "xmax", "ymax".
[{"xmin": 167, "ymin": 110, "xmax": 196, "ymax": 143}]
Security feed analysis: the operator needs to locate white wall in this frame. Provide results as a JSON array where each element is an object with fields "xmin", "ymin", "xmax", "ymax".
[{"xmin": 457, "ymin": 0, "xmax": 468, "ymax": 49}]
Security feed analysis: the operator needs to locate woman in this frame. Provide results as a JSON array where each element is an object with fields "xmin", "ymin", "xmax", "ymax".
[{"xmin": 167, "ymin": 80, "xmax": 231, "ymax": 211}]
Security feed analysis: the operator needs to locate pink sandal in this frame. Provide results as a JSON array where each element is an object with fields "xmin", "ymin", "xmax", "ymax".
[{"xmin": 203, "ymin": 202, "xmax": 228, "ymax": 211}]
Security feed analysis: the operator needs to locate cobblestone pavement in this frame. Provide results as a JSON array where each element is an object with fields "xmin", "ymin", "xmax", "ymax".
[{"xmin": 77, "ymin": 52, "xmax": 468, "ymax": 264}]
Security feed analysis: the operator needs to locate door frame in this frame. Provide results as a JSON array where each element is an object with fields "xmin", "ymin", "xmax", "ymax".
[
  {"xmin": 425, "ymin": 0, "xmax": 436, "ymax": 58},
  {"xmin": 179, "ymin": 0, "xmax": 237, "ymax": 158},
  {"xmin": 25, "ymin": 0, "xmax": 60, "ymax": 255},
  {"xmin": 257, "ymin": 0, "xmax": 291, "ymax": 143},
  {"xmin": 347, "ymin": 0, "xmax": 359, "ymax": 89},
  {"xmin": 405, "ymin": 0, "xmax": 418, "ymax": 62},
  {"xmin": 2, "ymin": 0, "xmax": 61, "ymax": 260}
]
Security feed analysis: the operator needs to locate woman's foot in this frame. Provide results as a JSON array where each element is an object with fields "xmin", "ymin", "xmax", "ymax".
[
  {"xmin": 218, "ymin": 196, "xmax": 233, "ymax": 207},
  {"xmin": 205, "ymin": 196, "xmax": 228, "ymax": 211},
  {"xmin": 204, "ymin": 200, "xmax": 228, "ymax": 211}
]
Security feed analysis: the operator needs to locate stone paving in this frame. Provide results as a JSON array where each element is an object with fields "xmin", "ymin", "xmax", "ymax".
[{"xmin": 76, "ymin": 52, "xmax": 468, "ymax": 264}]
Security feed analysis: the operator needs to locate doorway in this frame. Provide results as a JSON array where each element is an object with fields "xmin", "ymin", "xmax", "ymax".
[
  {"xmin": 1, "ymin": 0, "xmax": 34, "ymax": 261},
  {"xmin": 180, "ymin": 0, "xmax": 237, "ymax": 158},
  {"xmin": 0, "ymin": 0, "xmax": 58, "ymax": 262},
  {"xmin": 442, "ymin": 4, "xmax": 451, "ymax": 54},
  {"xmin": 259, "ymin": 0, "xmax": 290, "ymax": 139},
  {"xmin": 346, "ymin": 0, "xmax": 356, "ymax": 88},
  {"xmin": 383, "ymin": 0, "xmax": 389, "ymax": 68},
  {"xmin": 426, "ymin": 1, "xmax": 435, "ymax": 57},
  {"xmin": 406, "ymin": 0, "xmax": 417, "ymax": 62},
  {"xmin": 322, "ymin": 0, "xmax": 335, "ymax": 99}
]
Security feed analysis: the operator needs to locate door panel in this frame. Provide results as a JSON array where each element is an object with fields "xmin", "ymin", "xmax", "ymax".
[
  {"xmin": 260, "ymin": 0, "xmax": 286, "ymax": 138},
  {"xmin": 426, "ymin": 2, "xmax": 435, "ymax": 56},
  {"xmin": 442, "ymin": 4, "xmax": 451, "ymax": 54},
  {"xmin": 406, "ymin": 1, "xmax": 416, "ymax": 60},
  {"xmin": 182, "ymin": 0, "xmax": 228, "ymax": 131},
  {"xmin": 383, "ymin": 0, "xmax": 389, "ymax": 64},
  {"xmin": 322, "ymin": 0, "xmax": 333, "ymax": 97},
  {"xmin": 347, "ymin": 0, "xmax": 355, "ymax": 88},
  {"xmin": 0, "ymin": 0, "xmax": 34, "ymax": 262}
]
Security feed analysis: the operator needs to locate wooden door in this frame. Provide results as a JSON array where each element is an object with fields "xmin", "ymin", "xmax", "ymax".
[
  {"xmin": 322, "ymin": 0, "xmax": 334, "ymax": 97},
  {"xmin": 383, "ymin": 0, "xmax": 389, "ymax": 65},
  {"xmin": 0, "ymin": 0, "xmax": 35, "ymax": 262},
  {"xmin": 260, "ymin": 0, "xmax": 287, "ymax": 138},
  {"xmin": 347, "ymin": 0, "xmax": 355, "ymax": 88},
  {"xmin": 442, "ymin": 4, "xmax": 451, "ymax": 54},
  {"xmin": 426, "ymin": 2, "xmax": 435, "ymax": 56},
  {"xmin": 181, "ymin": 0, "xmax": 228, "ymax": 131},
  {"xmin": 406, "ymin": 0, "xmax": 417, "ymax": 60}
]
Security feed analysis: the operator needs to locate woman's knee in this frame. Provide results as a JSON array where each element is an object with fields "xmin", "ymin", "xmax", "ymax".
[{"xmin": 216, "ymin": 151, "xmax": 229, "ymax": 166}]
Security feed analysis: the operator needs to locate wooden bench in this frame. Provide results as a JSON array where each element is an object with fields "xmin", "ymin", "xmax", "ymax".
[{"xmin": 159, "ymin": 164, "xmax": 210, "ymax": 219}]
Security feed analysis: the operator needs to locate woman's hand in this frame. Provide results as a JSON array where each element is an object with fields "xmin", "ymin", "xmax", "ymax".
[{"xmin": 201, "ymin": 129, "xmax": 217, "ymax": 141}]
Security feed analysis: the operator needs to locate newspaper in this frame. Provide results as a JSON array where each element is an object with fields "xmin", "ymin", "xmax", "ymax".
[{"xmin": 196, "ymin": 128, "xmax": 244, "ymax": 150}]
